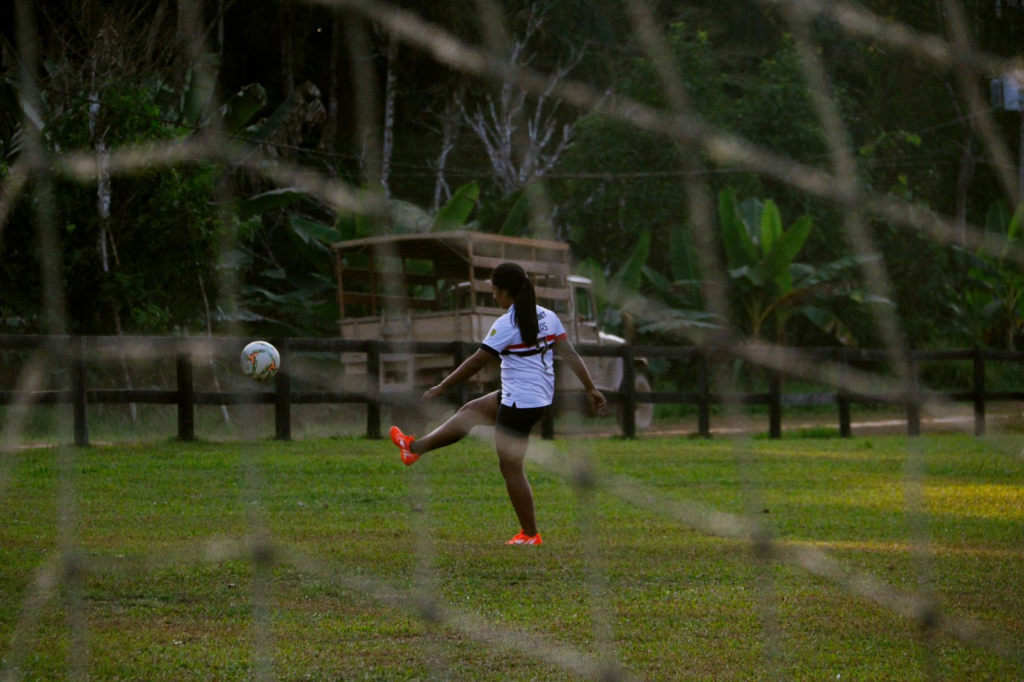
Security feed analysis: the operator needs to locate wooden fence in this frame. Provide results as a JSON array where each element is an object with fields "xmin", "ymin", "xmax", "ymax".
[{"xmin": 1, "ymin": 335, "xmax": 1022, "ymax": 447}]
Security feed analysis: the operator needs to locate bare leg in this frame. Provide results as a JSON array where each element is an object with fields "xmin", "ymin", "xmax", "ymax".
[
  {"xmin": 410, "ymin": 391, "xmax": 499, "ymax": 455},
  {"xmin": 495, "ymin": 430, "xmax": 537, "ymax": 536}
]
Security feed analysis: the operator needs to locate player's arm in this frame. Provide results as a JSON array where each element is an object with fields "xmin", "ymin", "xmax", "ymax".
[
  {"xmin": 422, "ymin": 348, "xmax": 494, "ymax": 399},
  {"xmin": 553, "ymin": 338, "xmax": 607, "ymax": 415}
]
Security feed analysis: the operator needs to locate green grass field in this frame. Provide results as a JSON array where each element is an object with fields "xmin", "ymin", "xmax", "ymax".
[{"xmin": 1, "ymin": 432, "xmax": 1022, "ymax": 680}]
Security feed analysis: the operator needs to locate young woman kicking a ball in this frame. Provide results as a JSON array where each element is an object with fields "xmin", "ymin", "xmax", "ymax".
[{"xmin": 389, "ymin": 262, "xmax": 607, "ymax": 546}]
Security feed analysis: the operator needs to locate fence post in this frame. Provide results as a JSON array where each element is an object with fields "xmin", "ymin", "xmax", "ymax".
[
  {"xmin": 275, "ymin": 339, "xmax": 291, "ymax": 441},
  {"xmin": 620, "ymin": 345, "xmax": 636, "ymax": 438},
  {"xmin": 72, "ymin": 336, "xmax": 89, "ymax": 447},
  {"xmin": 768, "ymin": 371, "xmax": 781, "ymax": 439},
  {"xmin": 837, "ymin": 349, "xmax": 851, "ymax": 438},
  {"xmin": 698, "ymin": 353, "xmax": 710, "ymax": 437},
  {"xmin": 176, "ymin": 340, "xmax": 195, "ymax": 442},
  {"xmin": 906, "ymin": 352, "xmax": 921, "ymax": 438},
  {"xmin": 366, "ymin": 341, "xmax": 381, "ymax": 440},
  {"xmin": 973, "ymin": 347, "xmax": 985, "ymax": 437}
]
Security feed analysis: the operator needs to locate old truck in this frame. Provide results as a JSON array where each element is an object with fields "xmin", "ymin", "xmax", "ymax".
[{"xmin": 331, "ymin": 231, "xmax": 652, "ymax": 428}]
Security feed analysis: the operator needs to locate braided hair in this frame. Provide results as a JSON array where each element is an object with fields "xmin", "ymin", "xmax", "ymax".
[{"xmin": 491, "ymin": 262, "xmax": 539, "ymax": 350}]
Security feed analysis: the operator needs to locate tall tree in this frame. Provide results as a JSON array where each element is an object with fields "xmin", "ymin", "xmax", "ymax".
[{"xmin": 462, "ymin": 4, "xmax": 582, "ymax": 197}]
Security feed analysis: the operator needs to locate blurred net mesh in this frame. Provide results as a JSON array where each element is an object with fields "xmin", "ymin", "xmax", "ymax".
[{"xmin": 2, "ymin": 0, "xmax": 1023, "ymax": 679}]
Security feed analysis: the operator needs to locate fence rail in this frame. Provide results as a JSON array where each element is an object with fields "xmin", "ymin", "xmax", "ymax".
[{"xmin": 2, "ymin": 335, "xmax": 1023, "ymax": 446}]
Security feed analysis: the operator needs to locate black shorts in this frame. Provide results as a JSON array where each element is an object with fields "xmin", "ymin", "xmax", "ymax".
[{"xmin": 495, "ymin": 400, "xmax": 547, "ymax": 439}]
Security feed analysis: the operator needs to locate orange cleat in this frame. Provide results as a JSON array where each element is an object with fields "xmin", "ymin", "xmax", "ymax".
[
  {"xmin": 389, "ymin": 426, "xmax": 419, "ymax": 466},
  {"xmin": 505, "ymin": 530, "xmax": 543, "ymax": 546}
]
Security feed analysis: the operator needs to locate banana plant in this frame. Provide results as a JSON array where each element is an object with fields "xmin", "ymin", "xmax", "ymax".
[
  {"xmin": 576, "ymin": 231, "xmax": 650, "ymax": 317},
  {"xmin": 637, "ymin": 223, "xmax": 720, "ymax": 339},
  {"xmin": 959, "ymin": 200, "xmax": 1024, "ymax": 350},
  {"xmin": 578, "ymin": 227, "xmax": 719, "ymax": 340},
  {"xmin": 718, "ymin": 187, "xmax": 884, "ymax": 345}
]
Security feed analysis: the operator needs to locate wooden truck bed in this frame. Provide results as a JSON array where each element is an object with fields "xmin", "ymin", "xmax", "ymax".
[
  {"xmin": 339, "ymin": 309, "xmax": 505, "ymax": 388},
  {"xmin": 332, "ymin": 232, "xmax": 574, "ymax": 391}
]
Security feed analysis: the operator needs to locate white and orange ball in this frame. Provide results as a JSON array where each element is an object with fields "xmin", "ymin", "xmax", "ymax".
[{"xmin": 240, "ymin": 341, "xmax": 280, "ymax": 381}]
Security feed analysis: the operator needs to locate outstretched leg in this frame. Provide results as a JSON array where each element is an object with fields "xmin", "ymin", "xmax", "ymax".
[
  {"xmin": 495, "ymin": 429, "xmax": 537, "ymax": 537},
  {"xmin": 410, "ymin": 391, "xmax": 499, "ymax": 455}
]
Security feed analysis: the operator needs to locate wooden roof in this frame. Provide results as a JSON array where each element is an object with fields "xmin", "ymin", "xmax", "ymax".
[{"xmin": 330, "ymin": 231, "xmax": 569, "ymax": 262}]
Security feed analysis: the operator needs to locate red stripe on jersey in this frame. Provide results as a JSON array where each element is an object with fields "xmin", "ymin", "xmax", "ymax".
[{"xmin": 506, "ymin": 332, "xmax": 566, "ymax": 350}]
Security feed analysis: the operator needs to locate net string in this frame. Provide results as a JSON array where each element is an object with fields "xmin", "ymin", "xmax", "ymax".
[
  {"xmin": 620, "ymin": 0, "xmax": 789, "ymax": 676},
  {"xmin": 2, "ymin": 0, "xmax": 1023, "ymax": 678},
  {"xmin": 777, "ymin": 7, "xmax": 945, "ymax": 672},
  {"xmin": 7, "ymin": 3, "xmax": 85, "ymax": 681}
]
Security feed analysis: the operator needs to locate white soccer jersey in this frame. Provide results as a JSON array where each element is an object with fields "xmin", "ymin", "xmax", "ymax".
[{"xmin": 480, "ymin": 304, "xmax": 567, "ymax": 408}]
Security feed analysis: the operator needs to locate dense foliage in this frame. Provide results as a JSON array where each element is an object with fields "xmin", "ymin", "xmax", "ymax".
[{"xmin": 0, "ymin": 0, "xmax": 1022, "ymax": 350}]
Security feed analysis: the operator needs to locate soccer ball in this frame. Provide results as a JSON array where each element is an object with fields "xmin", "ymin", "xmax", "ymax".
[{"xmin": 241, "ymin": 341, "xmax": 280, "ymax": 381}]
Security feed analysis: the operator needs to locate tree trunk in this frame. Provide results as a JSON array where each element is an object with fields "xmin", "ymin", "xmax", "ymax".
[
  {"xmin": 955, "ymin": 124, "xmax": 976, "ymax": 246},
  {"xmin": 198, "ymin": 273, "xmax": 231, "ymax": 423},
  {"xmin": 146, "ymin": 0, "xmax": 171, "ymax": 65},
  {"xmin": 1018, "ymin": 112, "xmax": 1024, "ymax": 204},
  {"xmin": 175, "ymin": 0, "xmax": 201, "ymax": 94},
  {"xmin": 90, "ymin": 77, "xmax": 137, "ymax": 421},
  {"xmin": 327, "ymin": 9, "xmax": 343, "ymax": 152},
  {"xmin": 345, "ymin": 15, "xmax": 381, "ymax": 188},
  {"xmin": 381, "ymin": 36, "xmax": 398, "ymax": 200},
  {"xmin": 217, "ymin": 0, "xmax": 225, "ymax": 64},
  {"xmin": 433, "ymin": 87, "xmax": 464, "ymax": 212},
  {"xmin": 280, "ymin": 1, "xmax": 295, "ymax": 98}
]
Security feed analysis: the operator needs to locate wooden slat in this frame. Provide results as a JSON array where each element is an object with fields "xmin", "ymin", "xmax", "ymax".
[
  {"xmin": 470, "ymin": 255, "xmax": 570, "ymax": 277},
  {"xmin": 469, "ymin": 279, "xmax": 569, "ymax": 299},
  {"xmin": 332, "ymin": 232, "xmax": 565, "ymax": 261},
  {"xmin": 336, "ymin": 251, "xmax": 345, "ymax": 320},
  {"xmin": 467, "ymin": 231, "xmax": 569, "ymax": 253},
  {"xmin": 0, "ymin": 390, "xmax": 71, "ymax": 405},
  {"xmin": 343, "ymin": 292, "xmax": 439, "ymax": 310},
  {"xmin": 339, "ymin": 269, "xmax": 436, "ymax": 287}
]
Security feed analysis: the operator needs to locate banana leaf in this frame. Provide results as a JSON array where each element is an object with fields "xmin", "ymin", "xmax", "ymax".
[
  {"xmin": 670, "ymin": 223, "xmax": 699, "ymax": 283},
  {"xmin": 290, "ymin": 216, "xmax": 342, "ymax": 249},
  {"xmin": 758, "ymin": 214, "xmax": 811, "ymax": 292},
  {"xmin": 220, "ymin": 83, "xmax": 268, "ymax": 135},
  {"xmin": 608, "ymin": 231, "xmax": 651, "ymax": 304},
  {"xmin": 719, "ymin": 188, "xmax": 757, "ymax": 269},
  {"xmin": 236, "ymin": 187, "xmax": 308, "ymax": 219},
  {"xmin": 798, "ymin": 305, "xmax": 857, "ymax": 346},
  {"xmin": 499, "ymin": 184, "xmax": 548, "ymax": 237},
  {"xmin": 180, "ymin": 55, "xmax": 219, "ymax": 127},
  {"xmin": 387, "ymin": 198, "xmax": 434, "ymax": 233},
  {"xmin": 985, "ymin": 200, "xmax": 1011, "ymax": 235},
  {"xmin": 760, "ymin": 200, "xmax": 782, "ymax": 255},
  {"xmin": 434, "ymin": 181, "xmax": 479, "ymax": 231}
]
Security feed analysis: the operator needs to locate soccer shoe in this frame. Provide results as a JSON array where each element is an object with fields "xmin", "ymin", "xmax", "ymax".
[
  {"xmin": 389, "ymin": 426, "xmax": 419, "ymax": 466},
  {"xmin": 505, "ymin": 531, "xmax": 543, "ymax": 546}
]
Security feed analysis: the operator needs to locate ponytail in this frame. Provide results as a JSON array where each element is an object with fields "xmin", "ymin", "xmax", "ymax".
[
  {"xmin": 491, "ymin": 262, "xmax": 540, "ymax": 349},
  {"xmin": 514, "ymin": 278, "xmax": 539, "ymax": 347}
]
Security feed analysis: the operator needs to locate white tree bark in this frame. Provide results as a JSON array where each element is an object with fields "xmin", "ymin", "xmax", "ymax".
[
  {"xmin": 381, "ymin": 36, "xmax": 399, "ymax": 200},
  {"xmin": 198, "ymin": 273, "xmax": 231, "ymax": 424},
  {"xmin": 432, "ymin": 90, "xmax": 464, "ymax": 211},
  {"xmin": 462, "ymin": 5, "xmax": 581, "ymax": 197},
  {"xmin": 89, "ymin": 70, "xmax": 137, "ymax": 421}
]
